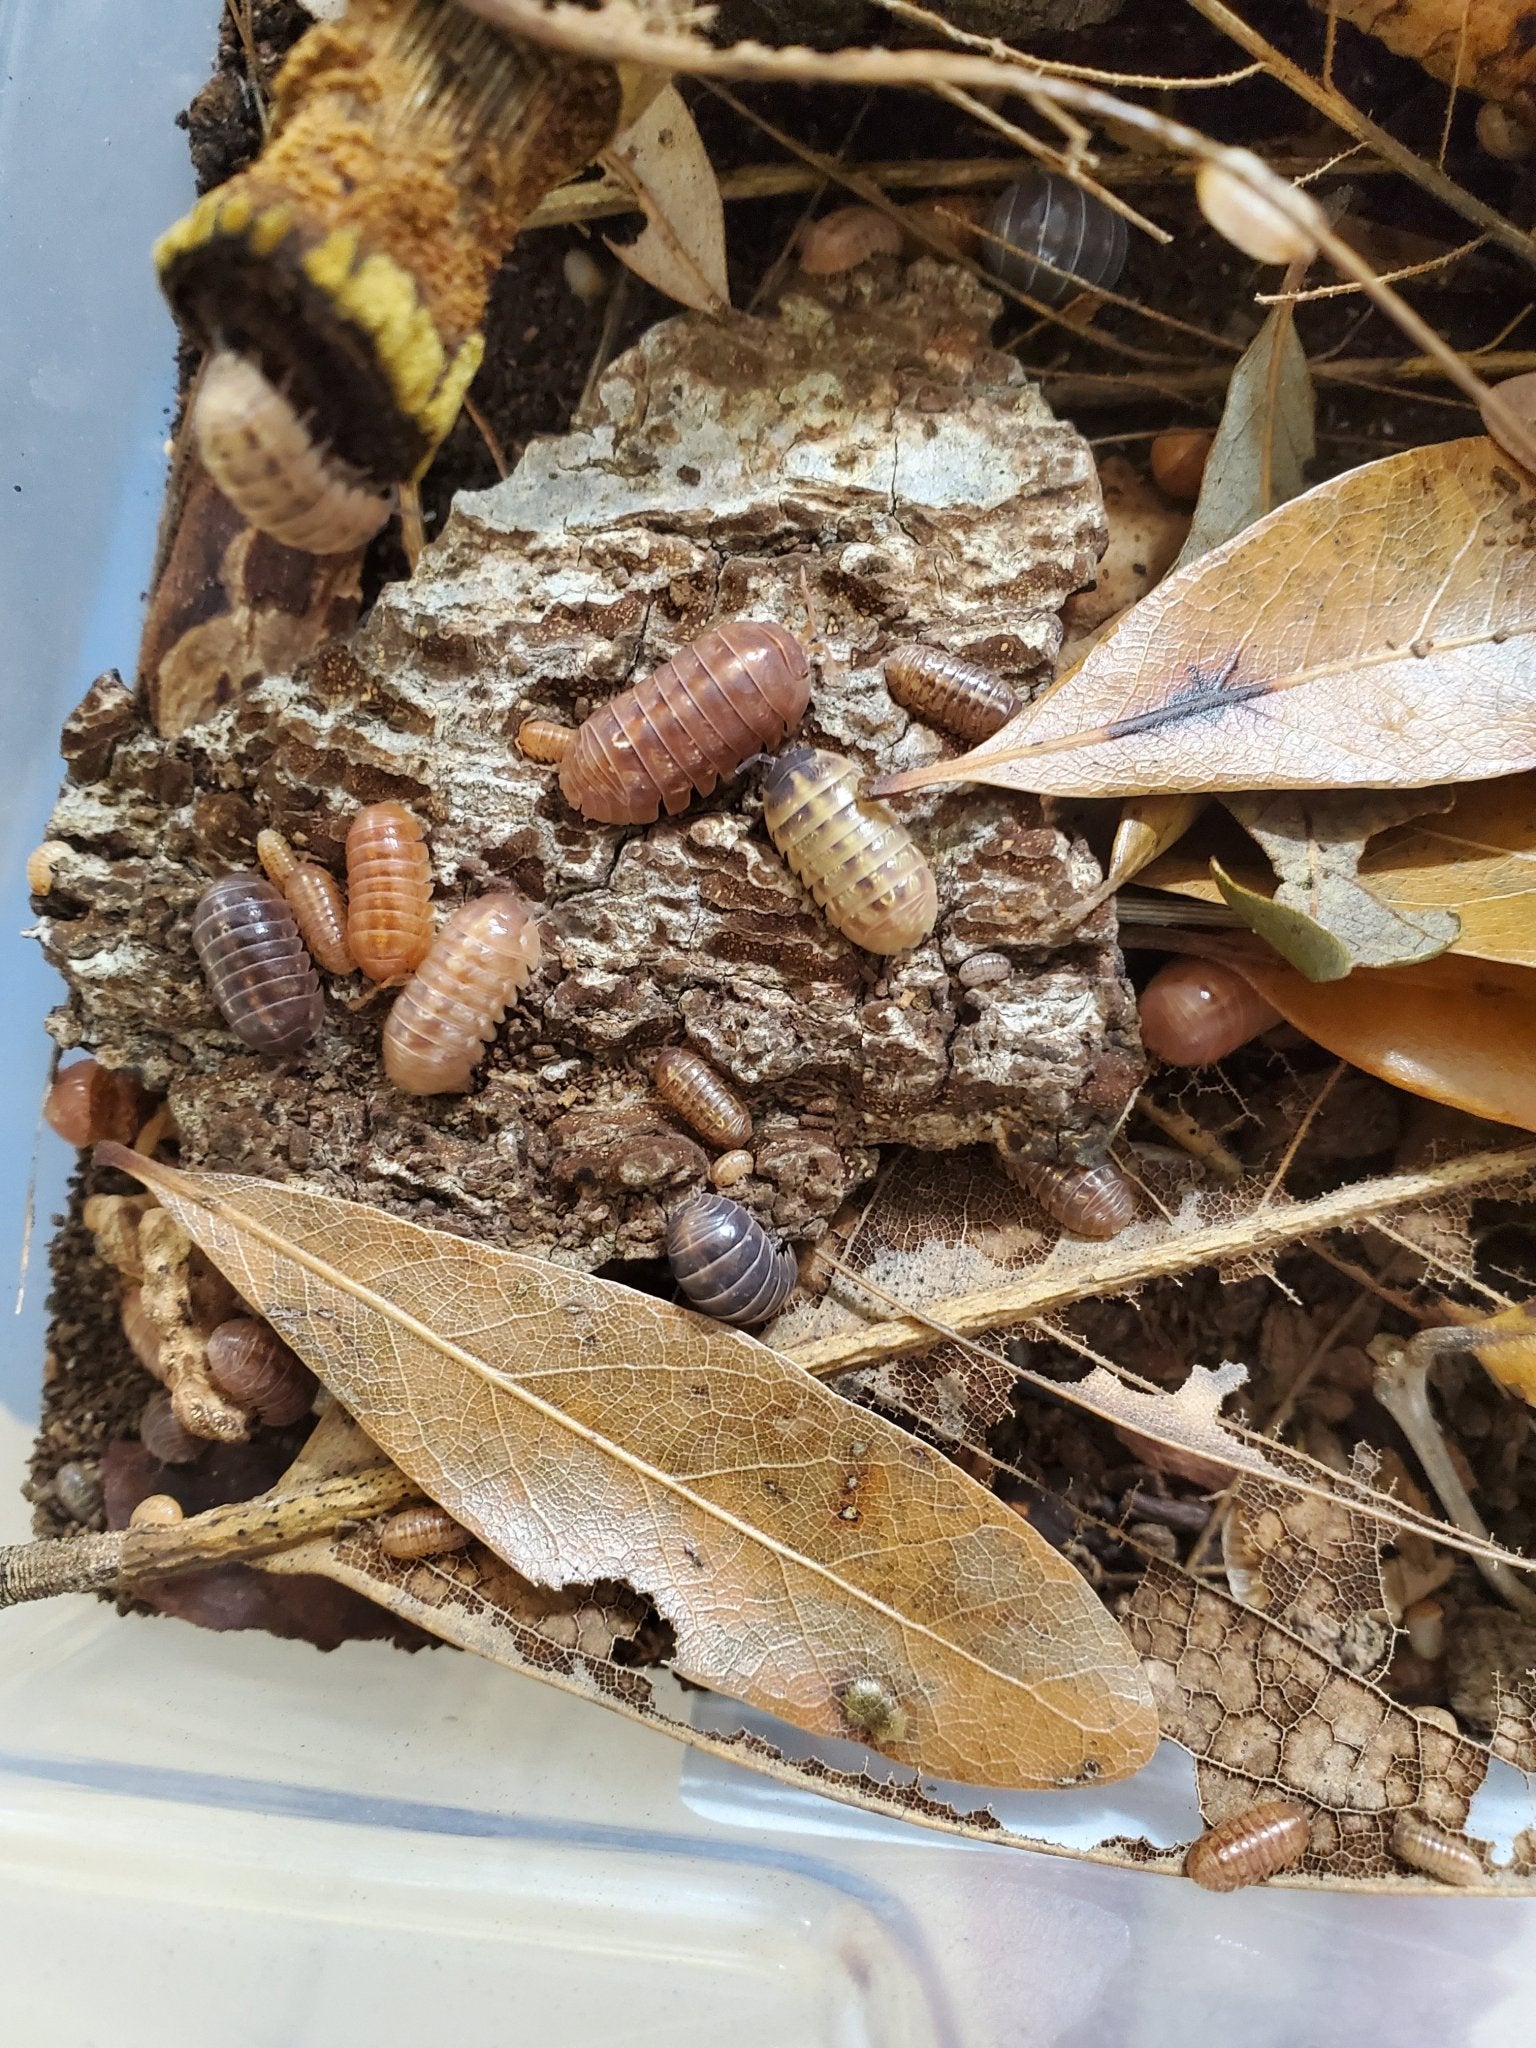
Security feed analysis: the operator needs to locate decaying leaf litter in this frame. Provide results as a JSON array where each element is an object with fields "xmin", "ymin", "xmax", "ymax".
[{"xmin": 14, "ymin": 0, "xmax": 1536, "ymax": 1891}]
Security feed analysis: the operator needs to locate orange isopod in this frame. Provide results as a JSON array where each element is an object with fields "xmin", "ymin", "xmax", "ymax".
[
  {"xmin": 44, "ymin": 1059, "xmax": 149, "ymax": 1149},
  {"xmin": 345, "ymin": 801, "xmax": 434, "ymax": 985},
  {"xmin": 1138, "ymin": 958, "xmax": 1282, "ymax": 1065},
  {"xmin": 997, "ymin": 1154, "xmax": 1136, "ymax": 1240},
  {"xmin": 558, "ymin": 622, "xmax": 812, "ymax": 825},
  {"xmin": 383, "ymin": 892, "xmax": 542, "ymax": 1094},
  {"xmin": 653, "ymin": 1047, "xmax": 752, "ymax": 1149},
  {"xmin": 205, "ymin": 1317, "xmax": 316, "ymax": 1427},
  {"xmin": 378, "ymin": 1504, "xmax": 472, "ymax": 1560},
  {"xmin": 257, "ymin": 828, "xmax": 356, "ymax": 976},
  {"xmin": 517, "ymin": 717, "xmax": 575, "ymax": 763},
  {"xmin": 139, "ymin": 1390, "xmax": 203, "ymax": 1467},
  {"xmin": 799, "ymin": 204, "xmax": 904, "ymax": 274},
  {"xmin": 1184, "ymin": 1800, "xmax": 1310, "ymax": 1891},
  {"xmin": 884, "ymin": 644, "xmax": 1019, "ymax": 744},
  {"xmin": 1391, "ymin": 1813, "xmax": 1485, "ymax": 1886},
  {"xmin": 761, "ymin": 745, "xmax": 938, "ymax": 955}
]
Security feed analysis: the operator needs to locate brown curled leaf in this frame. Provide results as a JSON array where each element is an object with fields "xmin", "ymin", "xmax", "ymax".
[
  {"xmin": 601, "ymin": 86, "xmax": 728, "ymax": 313},
  {"xmin": 100, "ymin": 1147, "xmax": 1158, "ymax": 1791}
]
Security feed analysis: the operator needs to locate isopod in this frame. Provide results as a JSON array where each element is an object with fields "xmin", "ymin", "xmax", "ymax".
[
  {"xmin": 984, "ymin": 171, "xmax": 1128, "ymax": 304},
  {"xmin": 666, "ymin": 1192, "xmax": 798, "ymax": 1327},
  {"xmin": 129, "ymin": 1492, "xmax": 186, "ymax": 1529},
  {"xmin": 378, "ymin": 1504, "xmax": 472, "ymax": 1561},
  {"xmin": 206, "ymin": 1317, "xmax": 316, "ymax": 1427},
  {"xmin": 26, "ymin": 840, "xmax": 68, "ymax": 895},
  {"xmin": 840, "ymin": 1678, "xmax": 908, "ymax": 1745},
  {"xmin": 799, "ymin": 203, "xmax": 904, "ymax": 275},
  {"xmin": 517, "ymin": 717, "xmax": 575, "ymax": 764},
  {"xmin": 997, "ymin": 1154, "xmax": 1136, "ymax": 1240},
  {"xmin": 884, "ymin": 643, "xmax": 1019, "ymax": 743},
  {"xmin": 1151, "ymin": 429, "xmax": 1215, "ymax": 504},
  {"xmin": 653, "ymin": 1047, "xmax": 752, "ymax": 1149},
  {"xmin": 191, "ymin": 872, "xmax": 323, "ymax": 1055},
  {"xmin": 345, "ymin": 800, "xmax": 434, "ymax": 986},
  {"xmin": 193, "ymin": 350, "xmax": 393, "ymax": 555},
  {"xmin": 1477, "ymin": 102, "xmax": 1536, "ymax": 160},
  {"xmin": 558, "ymin": 622, "xmax": 812, "ymax": 825},
  {"xmin": 53, "ymin": 1461, "xmax": 103, "ymax": 1526},
  {"xmin": 1138, "ymin": 958, "xmax": 1282, "ymax": 1065},
  {"xmin": 1184, "ymin": 1799, "xmax": 1310, "ymax": 1891},
  {"xmin": 1195, "ymin": 154, "xmax": 1322, "ymax": 266},
  {"xmin": 140, "ymin": 1390, "xmax": 203, "ymax": 1468},
  {"xmin": 761, "ymin": 745, "xmax": 938, "ymax": 955},
  {"xmin": 1391, "ymin": 1812, "xmax": 1485, "ymax": 1887},
  {"xmin": 43, "ymin": 1059, "xmax": 148, "ymax": 1148},
  {"xmin": 257, "ymin": 828, "xmax": 356, "ymax": 976},
  {"xmin": 383, "ymin": 891, "xmax": 542, "ymax": 1094},
  {"xmin": 710, "ymin": 1148, "xmax": 755, "ymax": 1189}
]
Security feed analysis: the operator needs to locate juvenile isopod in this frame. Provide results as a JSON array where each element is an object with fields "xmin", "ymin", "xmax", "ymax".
[
  {"xmin": 1477, "ymin": 102, "xmax": 1536, "ymax": 160},
  {"xmin": 558, "ymin": 622, "xmax": 812, "ymax": 825},
  {"xmin": 997, "ymin": 1154, "xmax": 1137, "ymax": 1240},
  {"xmin": 884, "ymin": 644, "xmax": 1020, "ymax": 744},
  {"xmin": 710, "ymin": 1149, "xmax": 755, "ymax": 1189},
  {"xmin": 378, "ymin": 1504, "xmax": 472, "ymax": 1560},
  {"xmin": 799, "ymin": 203, "xmax": 904, "ymax": 274},
  {"xmin": 206, "ymin": 1317, "xmax": 316, "ymax": 1427},
  {"xmin": 257, "ymin": 828, "xmax": 356, "ymax": 976},
  {"xmin": 1138, "ymin": 958, "xmax": 1282, "ymax": 1065},
  {"xmin": 653, "ymin": 1047, "xmax": 753, "ymax": 1149},
  {"xmin": 53, "ymin": 1461, "xmax": 104, "ymax": 1526},
  {"xmin": 345, "ymin": 800, "xmax": 434, "ymax": 986},
  {"xmin": 984, "ymin": 171, "xmax": 1128, "ymax": 303},
  {"xmin": 1184, "ymin": 1799, "xmax": 1310, "ymax": 1891},
  {"xmin": 192, "ymin": 873, "xmax": 322, "ymax": 1055},
  {"xmin": 761, "ymin": 745, "xmax": 938, "ymax": 955},
  {"xmin": 140, "ymin": 1390, "xmax": 203, "ymax": 1467},
  {"xmin": 43, "ymin": 1059, "xmax": 149, "ymax": 1148},
  {"xmin": 666, "ymin": 1192, "xmax": 798, "ymax": 1327},
  {"xmin": 517, "ymin": 717, "xmax": 575, "ymax": 764},
  {"xmin": 1195, "ymin": 154, "xmax": 1322, "ymax": 266},
  {"xmin": 1391, "ymin": 1812, "xmax": 1485, "ymax": 1886},
  {"xmin": 383, "ymin": 891, "xmax": 542, "ymax": 1094},
  {"xmin": 129, "ymin": 1492, "xmax": 186, "ymax": 1529},
  {"xmin": 193, "ymin": 350, "xmax": 393, "ymax": 555}
]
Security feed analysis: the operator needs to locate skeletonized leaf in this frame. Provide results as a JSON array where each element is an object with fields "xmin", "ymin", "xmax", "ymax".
[
  {"xmin": 1170, "ymin": 301, "xmax": 1315, "ymax": 572},
  {"xmin": 601, "ymin": 86, "xmax": 729, "ymax": 314},
  {"xmin": 105, "ymin": 1148, "xmax": 1156, "ymax": 1791},
  {"xmin": 878, "ymin": 439, "xmax": 1536, "ymax": 801}
]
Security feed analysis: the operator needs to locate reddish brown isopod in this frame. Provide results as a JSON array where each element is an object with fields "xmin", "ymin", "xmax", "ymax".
[
  {"xmin": 517, "ymin": 717, "xmax": 575, "ymax": 763},
  {"xmin": 997, "ymin": 1154, "xmax": 1136, "ymax": 1240},
  {"xmin": 884, "ymin": 644, "xmax": 1020, "ymax": 744},
  {"xmin": 378, "ymin": 1504, "xmax": 472, "ymax": 1560},
  {"xmin": 383, "ymin": 891, "xmax": 542, "ymax": 1094},
  {"xmin": 761, "ymin": 745, "xmax": 938, "ymax": 955},
  {"xmin": 43, "ymin": 1058, "xmax": 149, "ymax": 1148},
  {"xmin": 558, "ymin": 622, "xmax": 812, "ymax": 825},
  {"xmin": 1184, "ymin": 1800, "xmax": 1310, "ymax": 1891},
  {"xmin": 799, "ymin": 203, "xmax": 904, "ymax": 274},
  {"xmin": 257, "ymin": 829, "xmax": 356, "ymax": 977},
  {"xmin": 206, "ymin": 1317, "xmax": 316, "ymax": 1427},
  {"xmin": 140, "ymin": 1390, "xmax": 203, "ymax": 1467},
  {"xmin": 654, "ymin": 1047, "xmax": 752, "ymax": 1149},
  {"xmin": 1391, "ymin": 1812, "xmax": 1485, "ymax": 1886},
  {"xmin": 192, "ymin": 873, "xmax": 323, "ymax": 1055},
  {"xmin": 345, "ymin": 801, "xmax": 434, "ymax": 986},
  {"xmin": 666, "ymin": 1192, "xmax": 798, "ymax": 1327},
  {"xmin": 1138, "ymin": 958, "xmax": 1282, "ymax": 1065}
]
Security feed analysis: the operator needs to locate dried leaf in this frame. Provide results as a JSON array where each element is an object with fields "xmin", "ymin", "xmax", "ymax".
[
  {"xmin": 104, "ymin": 1148, "xmax": 1158, "ymax": 1791},
  {"xmin": 1211, "ymin": 859, "xmax": 1355, "ymax": 982},
  {"xmin": 1105, "ymin": 794, "xmax": 1208, "ymax": 893},
  {"xmin": 1225, "ymin": 1454, "xmax": 1394, "ymax": 1681},
  {"xmin": 878, "ymin": 439, "xmax": 1536, "ymax": 801},
  {"xmin": 601, "ymin": 86, "xmax": 729, "ymax": 313},
  {"xmin": 1307, "ymin": 0, "xmax": 1536, "ymax": 111},
  {"xmin": 1170, "ymin": 304, "xmax": 1315, "ymax": 573}
]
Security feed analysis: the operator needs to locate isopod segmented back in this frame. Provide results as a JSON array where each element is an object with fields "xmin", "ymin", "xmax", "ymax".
[
  {"xmin": 257, "ymin": 828, "xmax": 356, "ymax": 976},
  {"xmin": 191, "ymin": 872, "xmax": 323, "ymax": 1055},
  {"xmin": 761, "ymin": 745, "xmax": 938, "ymax": 955},
  {"xmin": 984, "ymin": 172, "xmax": 1128, "ymax": 304},
  {"xmin": 996, "ymin": 1153, "xmax": 1136, "ymax": 1240},
  {"xmin": 666, "ymin": 1193, "xmax": 797, "ymax": 1327},
  {"xmin": 884, "ymin": 644, "xmax": 1019, "ymax": 743},
  {"xmin": 346, "ymin": 801, "xmax": 434, "ymax": 986},
  {"xmin": 383, "ymin": 891, "xmax": 542, "ymax": 1095},
  {"xmin": 1184, "ymin": 1800, "xmax": 1310, "ymax": 1891},
  {"xmin": 653, "ymin": 1047, "xmax": 752, "ymax": 1149}
]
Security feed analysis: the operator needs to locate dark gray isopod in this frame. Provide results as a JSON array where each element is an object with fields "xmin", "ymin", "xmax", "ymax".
[
  {"xmin": 192, "ymin": 873, "xmax": 323, "ymax": 1054},
  {"xmin": 666, "ymin": 1193, "xmax": 798, "ymax": 1327},
  {"xmin": 984, "ymin": 172, "xmax": 1128, "ymax": 304}
]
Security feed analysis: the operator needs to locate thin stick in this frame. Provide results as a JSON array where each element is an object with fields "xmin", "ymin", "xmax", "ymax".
[
  {"xmin": 1133, "ymin": 1097, "xmax": 1245, "ymax": 1184},
  {"xmin": 462, "ymin": 393, "xmax": 509, "ymax": 479},
  {"xmin": 1259, "ymin": 1061, "xmax": 1345, "ymax": 1208}
]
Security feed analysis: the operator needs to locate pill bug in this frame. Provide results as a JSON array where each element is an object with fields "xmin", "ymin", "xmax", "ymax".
[
  {"xmin": 53, "ymin": 1461, "xmax": 104, "ymax": 1526},
  {"xmin": 799, "ymin": 204, "xmax": 904, "ymax": 275},
  {"xmin": 517, "ymin": 717, "xmax": 576, "ymax": 764},
  {"xmin": 192, "ymin": 872, "xmax": 324, "ymax": 1055},
  {"xmin": 884, "ymin": 644, "xmax": 1020, "ymax": 744},
  {"xmin": 653, "ymin": 1047, "xmax": 753, "ymax": 1149},
  {"xmin": 346, "ymin": 800, "xmax": 435, "ymax": 986},
  {"xmin": 43, "ymin": 1059, "xmax": 148, "ymax": 1149},
  {"xmin": 1195, "ymin": 154, "xmax": 1322, "ymax": 266},
  {"xmin": 206, "ymin": 1317, "xmax": 317, "ymax": 1427},
  {"xmin": 129, "ymin": 1493, "xmax": 187, "ymax": 1529},
  {"xmin": 383, "ymin": 891, "xmax": 542, "ymax": 1094},
  {"xmin": 378, "ymin": 1504, "xmax": 472, "ymax": 1560},
  {"xmin": 840, "ymin": 1678, "xmax": 908, "ymax": 1745},
  {"xmin": 956, "ymin": 950, "xmax": 1011, "ymax": 989},
  {"xmin": 1184, "ymin": 1800, "xmax": 1310, "ymax": 1891},
  {"xmin": 140, "ymin": 1390, "xmax": 203, "ymax": 1468},
  {"xmin": 120, "ymin": 1288, "xmax": 165, "ymax": 1378},
  {"xmin": 257, "ymin": 827, "xmax": 356, "ymax": 976},
  {"xmin": 1391, "ymin": 1813, "xmax": 1485, "ymax": 1886},
  {"xmin": 666, "ymin": 1192, "xmax": 798, "ymax": 1327},
  {"xmin": 984, "ymin": 171, "xmax": 1128, "ymax": 304},
  {"xmin": 761, "ymin": 745, "xmax": 939, "ymax": 955},
  {"xmin": 558, "ymin": 622, "xmax": 812, "ymax": 825},
  {"xmin": 997, "ymin": 1154, "xmax": 1137, "ymax": 1240},
  {"xmin": 26, "ymin": 839, "xmax": 68, "ymax": 895},
  {"xmin": 710, "ymin": 1149, "xmax": 755, "ymax": 1189},
  {"xmin": 1138, "ymin": 958, "xmax": 1282, "ymax": 1065}
]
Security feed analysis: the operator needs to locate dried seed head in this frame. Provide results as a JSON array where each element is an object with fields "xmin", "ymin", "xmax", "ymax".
[
  {"xmin": 517, "ymin": 717, "xmax": 576, "ymax": 764},
  {"xmin": 883, "ymin": 644, "xmax": 1019, "ymax": 744},
  {"xmin": 559, "ymin": 622, "xmax": 812, "ymax": 825},
  {"xmin": 761, "ymin": 745, "xmax": 938, "ymax": 955},
  {"xmin": 378, "ymin": 1503, "xmax": 472, "ymax": 1560},
  {"xmin": 1151, "ymin": 429, "xmax": 1215, "ymax": 504},
  {"xmin": 130, "ymin": 1492, "xmax": 187, "ymax": 1529},
  {"xmin": 984, "ymin": 171, "xmax": 1128, "ymax": 303},
  {"xmin": 140, "ymin": 1390, "xmax": 204, "ymax": 1467},
  {"xmin": 44, "ymin": 1059, "xmax": 149, "ymax": 1149},
  {"xmin": 653, "ymin": 1047, "xmax": 753, "ymax": 1149},
  {"xmin": 1184, "ymin": 1800, "xmax": 1310, "ymax": 1891},
  {"xmin": 839, "ymin": 1678, "xmax": 908, "ymax": 1745},
  {"xmin": 1138, "ymin": 958, "xmax": 1281, "ymax": 1065},
  {"xmin": 1196, "ymin": 154, "xmax": 1321, "ymax": 266},
  {"xmin": 383, "ymin": 891, "xmax": 542, "ymax": 1094},
  {"xmin": 192, "ymin": 872, "xmax": 324, "ymax": 1054},
  {"xmin": 996, "ymin": 1153, "xmax": 1136, "ymax": 1240},
  {"xmin": 799, "ymin": 204, "xmax": 904, "ymax": 275},
  {"xmin": 257, "ymin": 828, "xmax": 356, "ymax": 975},
  {"xmin": 710, "ymin": 1148, "xmax": 755, "ymax": 1189},
  {"xmin": 346, "ymin": 801, "xmax": 434, "ymax": 986},
  {"xmin": 1391, "ymin": 1812, "xmax": 1485, "ymax": 1886},
  {"xmin": 666, "ymin": 1193, "xmax": 798, "ymax": 1327},
  {"xmin": 206, "ymin": 1317, "xmax": 317, "ymax": 1426}
]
